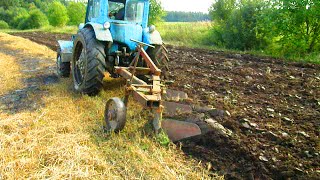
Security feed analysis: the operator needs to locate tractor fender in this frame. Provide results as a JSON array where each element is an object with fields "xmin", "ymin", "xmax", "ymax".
[
  {"xmin": 143, "ymin": 28, "xmax": 163, "ymax": 45},
  {"xmin": 58, "ymin": 40, "xmax": 73, "ymax": 63},
  {"xmin": 84, "ymin": 22, "xmax": 113, "ymax": 42}
]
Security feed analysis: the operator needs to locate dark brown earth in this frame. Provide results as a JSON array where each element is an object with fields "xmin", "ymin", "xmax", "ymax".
[{"xmin": 11, "ymin": 32, "xmax": 320, "ymax": 180}]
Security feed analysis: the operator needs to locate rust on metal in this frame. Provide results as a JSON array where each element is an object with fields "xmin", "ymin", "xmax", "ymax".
[
  {"xmin": 140, "ymin": 48, "xmax": 161, "ymax": 76},
  {"xmin": 114, "ymin": 41, "xmax": 202, "ymax": 141},
  {"xmin": 115, "ymin": 67, "xmax": 147, "ymax": 85},
  {"xmin": 162, "ymin": 119, "xmax": 202, "ymax": 142},
  {"xmin": 116, "ymin": 43, "xmax": 163, "ymax": 111}
]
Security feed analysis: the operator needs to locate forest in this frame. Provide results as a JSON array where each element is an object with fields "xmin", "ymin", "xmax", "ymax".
[{"xmin": 208, "ymin": 0, "xmax": 320, "ymax": 62}]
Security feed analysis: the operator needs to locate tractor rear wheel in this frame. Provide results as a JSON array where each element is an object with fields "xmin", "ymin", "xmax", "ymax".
[
  {"xmin": 56, "ymin": 48, "xmax": 70, "ymax": 78},
  {"xmin": 146, "ymin": 44, "xmax": 169, "ymax": 79},
  {"xmin": 72, "ymin": 27, "xmax": 107, "ymax": 95}
]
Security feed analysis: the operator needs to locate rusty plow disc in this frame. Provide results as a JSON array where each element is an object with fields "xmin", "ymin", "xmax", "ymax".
[{"xmin": 161, "ymin": 119, "xmax": 202, "ymax": 142}]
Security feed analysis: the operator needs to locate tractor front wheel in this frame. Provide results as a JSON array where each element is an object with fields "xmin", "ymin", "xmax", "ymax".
[{"xmin": 72, "ymin": 27, "xmax": 107, "ymax": 95}]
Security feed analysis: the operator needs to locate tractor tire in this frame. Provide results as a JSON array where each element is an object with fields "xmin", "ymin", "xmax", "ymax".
[
  {"xmin": 146, "ymin": 44, "xmax": 170, "ymax": 79},
  {"xmin": 56, "ymin": 48, "xmax": 70, "ymax": 78},
  {"xmin": 72, "ymin": 27, "xmax": 107, "ymax": 96}
]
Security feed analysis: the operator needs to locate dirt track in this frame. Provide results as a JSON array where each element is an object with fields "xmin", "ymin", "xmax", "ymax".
[{"xmin": 12, "ymin": 32, "xmax": 320, "ymax": 179}]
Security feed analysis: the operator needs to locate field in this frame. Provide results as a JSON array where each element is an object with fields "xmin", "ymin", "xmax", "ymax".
[
  {"xmin": 157, "ymin": 22, "xmax": 213, "ymax": 47},
  {"xmin": 0, "ymin": 33, "xmax": 217, "ymax": 179},
  {"xmin": 4, "ymin": 31, "xmax": 319, "ymax": 179}
]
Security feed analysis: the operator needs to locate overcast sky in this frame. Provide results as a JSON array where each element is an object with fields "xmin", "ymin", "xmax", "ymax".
[{"xmin": 160, "ymin": 0, "xmax": 212, "ymax": 13}]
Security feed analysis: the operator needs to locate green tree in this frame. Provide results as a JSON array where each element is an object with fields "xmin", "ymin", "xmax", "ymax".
[
  {"xmin": 67, "ymin": 2, "xmax": 86, "ymax": 25},
  {"xmin": 47, "ymin": 1, "xmax": 69, "ymax": 27},
  {"xmin": 210, "ymin": 0, "xmax": 268, "ymax": 50},
  {"xmin": 12, "ymin": 8, "xmax": 30, "ymax": 28},
  {"xmin": 268, "ymin": 0, "xmax": 320, "ymax": 56},
  {"xmin": 0, "ymin": 7, "xmax": 31, "ymax": 28},
  {"xmin": 209, "ymin": 0, "xmax": 236, "ymax": 22},
  {"xmin": 18, "ymin": 8, "xmax": 49, "ymax": 29},
  {"xmin": 149, "ymin": 0, "xmax": 165, "ymax": 25},
  {"xmin": 0, "ymin": 20, "xmax": 9, "ymax": 29},
  {"xmin": 0, "ymin": 0, "xmax": 21, "ymax": 10}
]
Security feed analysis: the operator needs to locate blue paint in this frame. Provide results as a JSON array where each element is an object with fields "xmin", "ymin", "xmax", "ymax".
[
  {"xmin": 108, "ymin": 43, "xmax": 119, "ymax": 54},
  {"xmin": 85, "ymin": 0, "xmax": 153, "ymax": 52},
  {"xmin": 110, "ymin": 23, "xmax": 143, "ymax": 50}
]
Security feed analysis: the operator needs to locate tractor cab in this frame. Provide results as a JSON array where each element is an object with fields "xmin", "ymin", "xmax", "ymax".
[
  {"xmin": 85, "ymin": 0, "xmax": 152, "ymax": 51},
  {"xmin": 57, "ymin": 0, "xmax": 165, "ymax": 95}
]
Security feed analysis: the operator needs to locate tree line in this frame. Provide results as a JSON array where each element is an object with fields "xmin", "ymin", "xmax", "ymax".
[
  {"xmin": 0, "ymin": 0, "xmax": 163, "ymax": 29},
  {"xmin": 165, "ymin": 11, "xmax": 210, "ymax": 22},
  {"xmin": 0, "ymin": 0, "xmax": 85, "ymax": 29},
  {"xmin": 208, "ymin": 0, "xmax": 320, "ymax": 60}
]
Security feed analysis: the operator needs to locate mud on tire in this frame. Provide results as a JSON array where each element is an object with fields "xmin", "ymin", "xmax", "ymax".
[{"xmin": 72, "ymin": 27, "xmax": 107, "ymax": 95}]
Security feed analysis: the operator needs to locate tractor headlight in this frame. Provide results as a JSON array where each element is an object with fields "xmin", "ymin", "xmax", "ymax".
[
  {"xmin": 103, "ymin": 22, "xmax": 110, "ymax": 29},
  {"xmin": 149, "ymin": 25, "xmax": 156, "ymax": 33}
]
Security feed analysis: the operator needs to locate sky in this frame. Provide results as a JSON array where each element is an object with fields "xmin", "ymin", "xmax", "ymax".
[{"xmin": 160, "ymin": 0, "xmax": 213, "ymax": 13}]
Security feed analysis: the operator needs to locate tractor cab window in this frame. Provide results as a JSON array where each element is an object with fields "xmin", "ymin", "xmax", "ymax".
[
  {"xmin": 125, "ymin": 1, "xmax": 144, "ymax": 23},
  {"xmin": 87, "ymin": 0, "xmax": 101, "ymax": 21},
  {"xmin": 108, "ymin": 1, "xmax": 125, "ymax": 20}
]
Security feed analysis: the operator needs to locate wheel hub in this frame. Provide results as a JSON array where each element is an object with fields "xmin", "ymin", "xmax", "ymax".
[
  {"xmin": 76, "ymin": 50, "xmax": 86, "ymax": 78},
  {"xmin": 104, "ymin": 98, "xmax": 126, "ymax": 132},
  {"xmin": 107, "ymin": 102, "xmax": 117, "ymax": 129}
]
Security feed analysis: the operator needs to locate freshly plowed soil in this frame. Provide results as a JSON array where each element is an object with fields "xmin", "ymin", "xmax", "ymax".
[{"xmin": 12, "ymin": 31, "xmax": 320, "ymax": 179}]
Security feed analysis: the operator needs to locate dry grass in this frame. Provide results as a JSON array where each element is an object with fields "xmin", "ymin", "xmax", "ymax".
[
  {"xmin": 0, "ymin": 33, "xmax": 220, "ymax": 179},
  {"xmin": 0, "ymin": 53, "xmax": 22, "ymax": 95}
]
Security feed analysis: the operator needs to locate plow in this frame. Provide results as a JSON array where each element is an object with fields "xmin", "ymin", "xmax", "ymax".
[
  {"xmin": 104, "ymin": 40, "xmax": 202, "ymax": 141},
  {"xmin": 57, "ymin": 0, "xmax": 202, "ymax": 141}
]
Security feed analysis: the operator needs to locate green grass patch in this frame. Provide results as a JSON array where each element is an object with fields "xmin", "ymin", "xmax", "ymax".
[
  {"xmin": 158, "ymin": 22, "xmax": 319, "ymax": 64},
  {"xmin": 157, "ymin": 22, "xmax": 213, "ymax": 47}
]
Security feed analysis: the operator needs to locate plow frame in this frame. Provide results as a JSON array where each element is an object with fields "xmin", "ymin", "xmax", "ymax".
[
  {"xmin": 107, "ymin": 39, "xmax": 165, "ymax": 132},
  {"xmin": 104, "ymin": 39, "xmax": 202, "ymax": 141}
]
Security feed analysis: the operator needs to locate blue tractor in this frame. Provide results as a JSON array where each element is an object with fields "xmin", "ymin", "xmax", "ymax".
[
  {"xmin": 56, "ymin": 0, "xmax": 201, "ymax": 140},
  {"xmin": 57, "ymin": 0, "xmax": 168, "ymax": 95}
]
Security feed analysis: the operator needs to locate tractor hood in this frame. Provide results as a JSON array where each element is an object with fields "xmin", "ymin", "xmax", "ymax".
[{"xmin": 110, "ymin": 22, "xmax": 143, "ymax": 51}]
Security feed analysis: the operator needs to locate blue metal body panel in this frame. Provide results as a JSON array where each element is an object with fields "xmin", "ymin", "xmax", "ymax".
[
  {"xmin": 58, "ymin": 40, "xmax": 73, "ymax": 62},
  {"xmin": 85, "ymin": 22, "xmax": 113, "ymax": 42},
  {"xmin": 110, "ymin": 23, "xmax": 143, "ymax": 50},
  {"xmin": 84, "ymin": 0, "xmax": 160, "ymax": 53}
]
